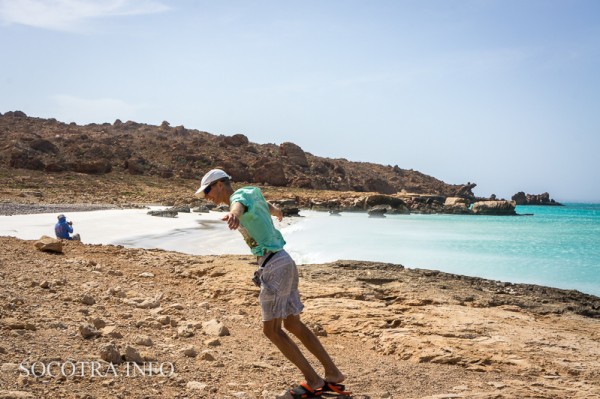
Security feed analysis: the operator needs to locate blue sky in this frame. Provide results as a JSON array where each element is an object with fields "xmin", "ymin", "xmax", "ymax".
[{"xmin": 1, "ymin": 0, "xmax": 599, "ymax": 202}]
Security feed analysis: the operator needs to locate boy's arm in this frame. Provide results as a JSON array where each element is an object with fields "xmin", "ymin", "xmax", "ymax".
[{"xmin": 222, "ymin": 201, "xmax": 246, "ymax": 230}]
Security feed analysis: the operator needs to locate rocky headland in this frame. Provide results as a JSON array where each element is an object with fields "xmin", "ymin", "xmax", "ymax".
[
  {"xmin": 1, "ymin": 236, "xmax": 599, "ymax": 399},
  {"xmin": 0, "ymin": 111, "xmax": 560, "ymax": 216}
]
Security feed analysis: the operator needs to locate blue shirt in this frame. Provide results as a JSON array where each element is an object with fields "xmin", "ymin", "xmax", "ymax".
[
  {"xmin": 55, "ymin": 220, "xmax": 73, "ymax": 240},
  {"xmin": 229, "ymin": 187, "xmax": 286, "ymax": 256}
]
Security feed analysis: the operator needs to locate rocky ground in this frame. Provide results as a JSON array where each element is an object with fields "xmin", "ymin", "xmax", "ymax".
[{"xmin": 1, "ymin": 236, "xmax": 599, "ymax": 399}]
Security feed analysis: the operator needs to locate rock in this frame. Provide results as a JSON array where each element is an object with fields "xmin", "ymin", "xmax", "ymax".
[
  {"xmin": 204, "ymin": 338, "xmax": 221, "ymax": 347},
  {"xmin": 444, "ymin": 197, "xmax": 468, "ymax": 206},
  {"xmin": 169, "ymin": 205, "xmax": 191, "ymax": 213},
  {"xmin": 29, "ymin": 138, "xmax": 59, "ymax": 154},
  {"xmin": 91, "ymin": 318, "xmax": 106, "ymax": 329},
  {"xmin": 124, "ymin": 346, "xmax": 144, "ymax": 364},
  {"xmin": 99, "ymin": 343, "xmax": 122, "ymax": 364},
  {"xmin": 34, "ymin": 236, "xmax": 63, "ymax": 253},
  {"xmin": 139, "ymin": 272, "xmax": 154, "ymax": 278},
  {"xmin": 472, "ymin": 200, "xmax": 516, "ymax": 215},
  {"xmin": 72, "ymin": 159, "xmax": 112, "ymax": 174},
  {"xmin": 123, "ymin": 293, "xmax": 162, "ymax": 309},
  {"xmin": 181, "ymin": 346, "xmax": 197, "ymax": 357},
  {"xmin": 135, "ymin": 335, "xmax": 153, "ymax": 347},
  {"xmin": 275, "ymin": 390, "xmax": 294, "ymax": 399},
  {"xmin": 39, "ymin": 281, "xmax": 50, "ymax": 289},
  {"xmin": 279, "ymin": 142, "xmax": 309, "ymax": 167},
  {"xmin": 200, "ymin": 350, "xmax": 216, "ymax": 361},
  {"xmin": 147, "ymin": 210, "xmax": 178, "ymax": 218},
  {"xmin": 157, "ymin": 315, "xmax": 171, "ymax": 325},
  {"xmin": 253, "ymin": 160, "xmax": 287, "ymax": 186},
  {"xmin": 79, "ymin": 324, "xmax": 101, "ymax": 339},
  {"xmin": 0, "ymin": 391, "xmax": 35, "ymax": 398},
  {"xmin": 193, "ymin": 205, "xmax": 210, "ymax": 213},
  {"xmin": 177, "ymin": 326, "xmax": 195, "ymax": 338},
  {"xmin": 223, "ymin": 133, "xmax": 249, "ymax": 147},
  {"xmin": 454, "ymin": 182, "xmax": 477, "ymax": 198},
  {"xmin": 368, "ymin": 205, "xmax": 387, "ymax": 217},
  {"xmin": 80, "ymin": 294, "xmax": 96, "ymax": 305},
  {"xmin": 186, "ymin": 381, "xmax": 208, "ymax": 391},
  {"xmin": 2, "ymin": 318, "xmax": 36, "ymax": 331},
  {"xmin": 101, "ymin": 325, "xmax": 123, "ymax": 338},
  {"xmin": 512, "ymin": 191, "xmax": 563, "ymax": 206},
  {"xmin": 202, "ymin": 319, "xmax": 230, "ymax": 336}
]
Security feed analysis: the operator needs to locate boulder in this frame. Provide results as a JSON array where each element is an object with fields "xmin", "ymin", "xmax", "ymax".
[
  {"xmin": 472, "ymin": 200, "xmax": 516, "ymax": 215},
  {"xmin": 279, "ymin": 142, "xmax": 309, "ymax": 167},
  {"xmin": 223, "ymin": 134, "xmax": 249, "ymax": 147},
  {"xmin": 34, "ymin": 236, "xmax": 63, "ymax": 253},
  {"xmin": 253, "ymin": 161, "xmax": 287, "ymax": 186},
  {"xmin": 72, "ymin": 160, "xmax": 112, "ymax": 174},
  {"xmin": 9, "ymin": 150, "xmax": 45, "ymax": 171},
  {"xmin": 29, "ymin": 139, "xmax": 59, "ymax": 154},
  {"xmin": 366, "ymin": 195, "xmax": 410, "ymax": 214}
]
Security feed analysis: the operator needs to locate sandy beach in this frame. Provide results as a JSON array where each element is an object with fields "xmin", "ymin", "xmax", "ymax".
[{"xmin": 1, "ymin": 235, "xmax": 599, "ymax": 398}]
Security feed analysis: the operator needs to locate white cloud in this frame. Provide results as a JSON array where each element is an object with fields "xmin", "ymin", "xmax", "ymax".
[
  {"xmin": 0, "ymin": 0, "xmax": 169, "ymax": 31},
  {"xmin": 50, "ymin": 94, "xmax": 147, "ymax": 124}
]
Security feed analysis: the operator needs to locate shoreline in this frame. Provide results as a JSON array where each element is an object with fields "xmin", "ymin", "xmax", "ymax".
[{"xmin": 0, "ymin": 236, "xmax": 598, "ymax": 398}]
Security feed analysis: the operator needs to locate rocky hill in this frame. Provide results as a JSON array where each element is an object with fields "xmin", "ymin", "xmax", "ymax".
[{"xmin": 1, "ymin": 111, "xmax": 466, "ymax": 197}]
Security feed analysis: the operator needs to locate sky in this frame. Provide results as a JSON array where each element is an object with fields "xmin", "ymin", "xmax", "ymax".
[{"xmin": 1, "ymin": 0, "xmax": 599, "ymax": 202}]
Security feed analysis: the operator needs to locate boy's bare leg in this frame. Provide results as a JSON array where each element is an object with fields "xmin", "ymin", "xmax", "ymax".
[
  {"xmin": 283, "ymin": 314, "xmax": 345, "ymax": 384},
  {"xmin": 263, "ymin": 317, "xmax": 324, "ymax": 389}
]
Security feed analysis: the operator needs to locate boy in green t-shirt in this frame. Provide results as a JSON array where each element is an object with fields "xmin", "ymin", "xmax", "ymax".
[{"xmin": 196, "ymin": 169, "xmax": 349, "ymax": 398}]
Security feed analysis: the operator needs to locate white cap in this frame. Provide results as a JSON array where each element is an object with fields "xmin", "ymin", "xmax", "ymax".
[{"xmin": 195, "ymin": 169, "xmax": 232, "ymax": 197}]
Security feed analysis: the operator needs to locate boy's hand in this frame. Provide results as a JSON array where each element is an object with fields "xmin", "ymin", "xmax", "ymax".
[{"xmin": 222, "ymin": 212, "xmax": 240, "ymax": 230}]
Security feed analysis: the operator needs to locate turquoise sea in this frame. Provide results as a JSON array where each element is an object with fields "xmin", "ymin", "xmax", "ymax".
[{"xmin": 284, "ymin": 204, "xmax": 600, "ymax": 297}]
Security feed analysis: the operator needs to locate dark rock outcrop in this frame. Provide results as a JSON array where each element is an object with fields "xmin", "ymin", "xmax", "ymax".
[{"xmin": 512, "ymin": 192, "xmax": 563, "ymax": 206}]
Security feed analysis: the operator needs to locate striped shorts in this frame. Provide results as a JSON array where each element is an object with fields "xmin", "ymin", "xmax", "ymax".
[{"xmin": 257, "ymin": 250, "xmax": 304, "ymax": 322}]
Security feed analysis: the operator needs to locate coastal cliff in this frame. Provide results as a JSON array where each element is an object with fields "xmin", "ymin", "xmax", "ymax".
[{"xmin": 0, "ymin": 236, "xmax": 598, "ymax": 398}]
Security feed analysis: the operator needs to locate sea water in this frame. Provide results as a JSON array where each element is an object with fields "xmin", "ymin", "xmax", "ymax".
[
  {"xmin": 1, "ymin": 204, "xmax": 598, "ymax": 297},
  {"xmin": 285, "ymin": 204, "xmax": 600, "ymax": 297}
]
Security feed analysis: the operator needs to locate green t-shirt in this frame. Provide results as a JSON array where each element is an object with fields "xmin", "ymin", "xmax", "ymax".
[{"xmin": 229, "ymin": 186, "xmax": 286, "ymax": 256}]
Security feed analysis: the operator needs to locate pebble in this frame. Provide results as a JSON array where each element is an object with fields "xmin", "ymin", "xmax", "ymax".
[
  {"xmin": 135, "ymin": 335, "xmax": 154, "ymax": 347},
  {"xmin": 99, "ymin": 343, "xmax": 122, "ymax": 364},
  {"xmin": 91, "ymin": 318, "xmax": 106, "ymax": 329},
  {"xmin": 202, "ymin": 319, "xmax": 230, "ymax": 337},
  {"xmin": 139, "ymin": 272, "xmax": 154, "ymax": 278},
  {"xmin": 200, "ymin": 351, "xmax": 216, "ymax": 361},
  {"xmin": 204, "ymin": 338, "xmax": 221, "ymax": 347},
  {"xmin": 80, "ymin": 294, "xmax": 96, "ymax": 306},
  {"xmin": 186, "ymin": 381, "xmax": 208, "ymax": 391},
  {"xmin": 181, "ymin": 346, "xmax": 197, "ymax": 357},
  {"xmin": 177, "ymin": 326, "xmax": 195, "ymax": 338},
  {"xmin": 79, "ymin": 324, "xmax": 100, "ymax": 339},
  {"xmin": 124, "ymin": 346, "xmax": 144, "ymax": 364}
]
